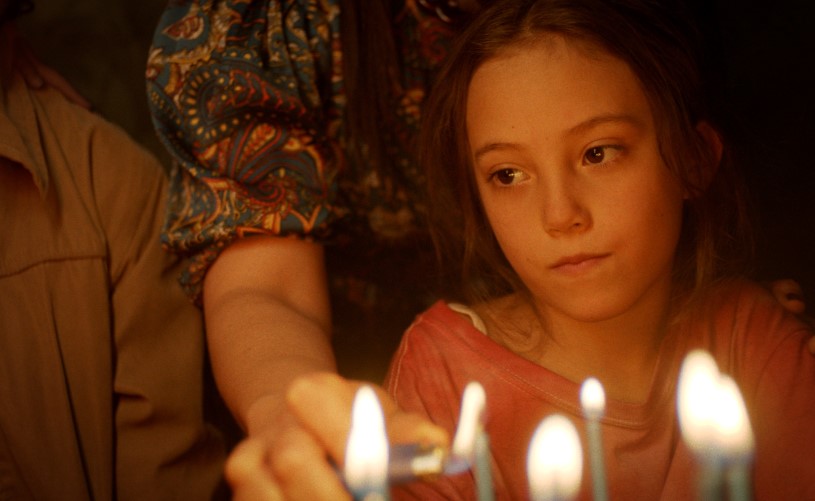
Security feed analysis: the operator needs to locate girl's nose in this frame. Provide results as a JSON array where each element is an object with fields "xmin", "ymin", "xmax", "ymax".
[{"xmin": 540, "ymin": 176, "xmax": 591, "ymax": 236}]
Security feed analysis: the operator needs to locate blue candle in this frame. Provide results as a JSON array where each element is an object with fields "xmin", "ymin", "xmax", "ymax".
[
  {"xmin": 474, "ymin": 427, "xmax": 495, "ymax": 501},
  {"xmin": 450, "ymin": 382, "xmax": 494, "ymax": 501},
  {"xmin": 715, "ymin": 376, "xmax": 754, "ymax": 501},
  {"xmin": 677, "ymin": 350, "xmax": 724, "ymax": 501},
  {"xmin": 580, "ymin": 377, "xmax": 608, "ymax": 501}
]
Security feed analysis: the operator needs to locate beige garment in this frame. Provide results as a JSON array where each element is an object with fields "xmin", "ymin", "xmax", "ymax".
[{"xmin": 0, "ymin": 52, "xmax": 225, "ymax": 500}]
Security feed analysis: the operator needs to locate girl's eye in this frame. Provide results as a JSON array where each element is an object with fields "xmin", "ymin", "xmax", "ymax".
[
  {"xmin": 488, "ymin": 168, "xmax": 528, "ymax": 186},
  {"xmin": 583, "ymin": 145, "xmax": 622, "ymax": 165}
]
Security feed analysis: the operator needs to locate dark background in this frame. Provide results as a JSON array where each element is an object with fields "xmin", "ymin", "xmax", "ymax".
[
  {"xmin": 18, "ymin": 0, "xmax": 815, "ymax": 308},
  {"xmin": 689, "ymin": 0, "xmax": 815, "ymax": 306}
]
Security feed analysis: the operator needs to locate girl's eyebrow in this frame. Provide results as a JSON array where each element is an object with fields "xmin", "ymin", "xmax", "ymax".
[
  {"xmin": 473, "ymin": 142, "xmax": 522, "ymax": 163},
  {"xmin": 472, "ymin": 114, "xmax": 645, "ymax": 163},
  {"xmin": 566, "ymin": 113, "xmax": 645, "ymax": 137}
]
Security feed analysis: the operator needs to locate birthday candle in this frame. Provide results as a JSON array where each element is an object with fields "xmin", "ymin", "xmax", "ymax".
[
  {"xmin": 345, "ymin": 385, "xmax": 390, "ymax": 501},
  {"xmin": 450, "ymin": 382, "xmax": 487, "ymax": 468},
  {"xmin": 374, "ymin": 381, "xmax": 497, "ymax": 488},
  {"xmin": 449, "ymin": 382, "xmax": 494, "ymax": 501},
  {"xmin": 713, "ymin": 375, "xmax": 754, "ymax": 501},
  {"xmin": 677, "ymin": 350, "xmax": 723, "ymax": 501},
  {"xmin": 527, "ymin": 414, "xmax": 583, "ymax": 501},
  {"xmin": 580, "ymin": 377, "xmax": 608, "ymax": 501},
  {"xmin": 474, "ymin": 427, "xmax": 495, "ymax": 501}
]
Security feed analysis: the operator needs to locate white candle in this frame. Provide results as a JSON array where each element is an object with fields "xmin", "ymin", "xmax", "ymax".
[
  {"xmin": 527, "ymin": 414, "xmax": 583, "ymax": 501},
  {"xmin": 344, "ymin": 385, "xmax": 390, "ymax": 501},
  {"xmin": 451, "ymin": 382, "xmax": 487, "ymax": 465},
  {"xmin": 580, "ymin": 377, "xmax": 608, "ymax": 501},
  {"xmin": 448, "ymin": 382, "xmax": 494, "ymax": 501},
  {"xmin": 676, "ymin": 350, "xmax": 724, "ymax": 501},
  {"xmin": 713, "ymin": 376, "xmax": 754, "ymax": 501}
]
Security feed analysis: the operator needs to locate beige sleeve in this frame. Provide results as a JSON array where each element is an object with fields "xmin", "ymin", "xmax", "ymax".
[{"xmin": 79, "ymin": 102, "xmax": 227, "ymax": 500}]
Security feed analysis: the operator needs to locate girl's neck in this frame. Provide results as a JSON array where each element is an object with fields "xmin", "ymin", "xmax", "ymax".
[{"xmin": 478, "ymin": 284, "xmax": 674, "ymax": 404}]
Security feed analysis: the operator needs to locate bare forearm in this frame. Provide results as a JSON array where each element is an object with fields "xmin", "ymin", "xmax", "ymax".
[
  {"xmin": 206, "ymin": 290, "xmax": 337, "ymax": 432},
  {"xmin": 203, "ymin": 236, "xmax": 334, "ymax": 433}
]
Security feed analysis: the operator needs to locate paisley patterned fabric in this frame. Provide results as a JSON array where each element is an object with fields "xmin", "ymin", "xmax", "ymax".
[{"xmin": 147, "ymin": 0, "xmax": 457, "ymax": 305}]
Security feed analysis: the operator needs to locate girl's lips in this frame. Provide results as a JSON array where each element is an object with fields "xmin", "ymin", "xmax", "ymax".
[{"xmin": 550, "ymin": 253, "xmax": 610, "ymax": 272}]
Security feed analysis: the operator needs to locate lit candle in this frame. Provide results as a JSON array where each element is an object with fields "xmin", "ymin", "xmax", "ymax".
[
  {"xmin": 345, "ymin": 385, "xmax": 390, "ymax": 501},
  {"xmin": 449, "ymin": 382, "xmax": 494, "ymax": 501},
  {"xmin": 580, "ymin": 377, "xmax": 608, "ymax": 501},
  {"xmin": 449, "ymin": 382, "xmax": 486, "ymax": 466},
  {"xmin": 381, "ymin": 381, "xmax": 494, "ymax": 485},
  {"xmin": 527, "ymin": 414, "xmax": 583, "ymax": 501},
  {"xmin": 713, "ymin": 375, "xmax": 754, "ymax": 501},
  {"xmin": 677, "ymin": 350, "xmax": 723, "ymax": 501}
]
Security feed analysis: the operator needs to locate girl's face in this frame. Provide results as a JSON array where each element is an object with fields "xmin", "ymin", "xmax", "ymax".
[{"xmin": 466, "ymin": 36, "xmax": 685, "ymax": 324}]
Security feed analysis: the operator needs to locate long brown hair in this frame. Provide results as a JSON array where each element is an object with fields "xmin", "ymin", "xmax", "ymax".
[
  {"xmin": 339, "ymin": 0, "xmax": 401, "ymax": 178},
  {"xmin": 421, "ymin": 0, "xmax": 753, "ymax": 305},
  {"xmin": 338, "ymin": 0, "xmax": 483, "ymax": 182}
]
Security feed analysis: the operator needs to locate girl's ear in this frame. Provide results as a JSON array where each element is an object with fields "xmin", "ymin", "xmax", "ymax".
[
  {"xmin": 696, "ymin": 121, "xmax": 723, "ymax": 165},
  {"xmin": 687, "ymin": 121, "xmax": 723, "ymax": 198}
]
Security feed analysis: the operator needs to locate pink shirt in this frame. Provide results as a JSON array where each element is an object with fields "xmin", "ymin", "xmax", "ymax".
[{"xmin": 385, "ymin": 279, "xmax": 815, "ymax": 500}]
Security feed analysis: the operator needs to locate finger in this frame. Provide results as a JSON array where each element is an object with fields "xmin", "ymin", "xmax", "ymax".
[
  {"xmin": 268, "ymin": 421, "xmax": 352, "ymax": 501},
  {"xmin": 382, "ymin": 404, "xmax": 451, "ymax": 449},
  {"xmin": 225, "ymin": 438, "xmax": 284, "ymax": 501},
  {"xmin": 34, "ymin": 64, "xmax": 93, "ymax": 109},
  {"xmin": 768, "ymin": 279, "xmax": 806, "ymax": 315},
  {"xmin": 286, "ymin": 373, "xmax": 359, "ymax": 460},
  {"xmin": 287, "ymin": 373, "xmax": 450, "ymax": 465}
]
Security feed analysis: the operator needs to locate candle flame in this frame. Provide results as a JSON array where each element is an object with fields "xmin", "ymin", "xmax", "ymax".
[
  {"xmin": 713, "ymin": 375, "xmax": 754, "ymax": 460},
  {"xmin": 677, "ymin": 349, "xmax": 721, "ymax": 454},
  {"xmin": 345, "ymin": 385, "xmax": 389, "ymax": 494},
  {"xmin": 677, "ymin": 350, "xmax": 754, "ymax": 463},
  {"xmin": 527, "ymin": 414, "xmax": 583, "ymax": 501},
  {"xmin": 451, "ymin": 382, "xmax": 487, "ymax": 462},
  {"xmin": 580, "ymin": 377, "xmax": 606, "ymax": 419}
]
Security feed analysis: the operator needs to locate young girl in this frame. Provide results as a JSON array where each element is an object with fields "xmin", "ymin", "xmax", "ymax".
[{"xmin": 384, "ymin": 0, "xmax": 815, "ymax": 499}]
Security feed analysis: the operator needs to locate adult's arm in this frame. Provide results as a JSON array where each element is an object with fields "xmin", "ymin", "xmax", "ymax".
[
  {"xmin": 145, "ymin": 1, "xmax": 375, "ymax": 497},
  {"xmin": 204, "ymin": 235, "xmax": 353, "ymax": 499},
  {"xmin": 94, "ymin": 119, "xmax": 225, "ymax": 500},
  {"xmin": 208, "ymin": 238, "xmax": 451, "ymax": 500}
]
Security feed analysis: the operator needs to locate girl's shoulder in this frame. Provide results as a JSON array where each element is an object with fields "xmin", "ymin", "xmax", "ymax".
[
  {"xmin": 396, "ymin": 296, "xmax": 535, "ymax": 364},
  {"xmin": 678, "ymin": 278, "xmax": 812, "ymax": 370},
  {"xmin": 699, "ymin": 278, "xmax": 802, "ymax": 326},
  {"xmin": 400, "ymin": 300, "xmax": 490, "ymax": 344}
]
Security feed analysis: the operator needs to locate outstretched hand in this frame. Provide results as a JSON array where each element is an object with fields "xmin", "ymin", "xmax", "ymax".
[{"xmin": 225, "ymin": 373, "xmax": 450, "ymax": 501}]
